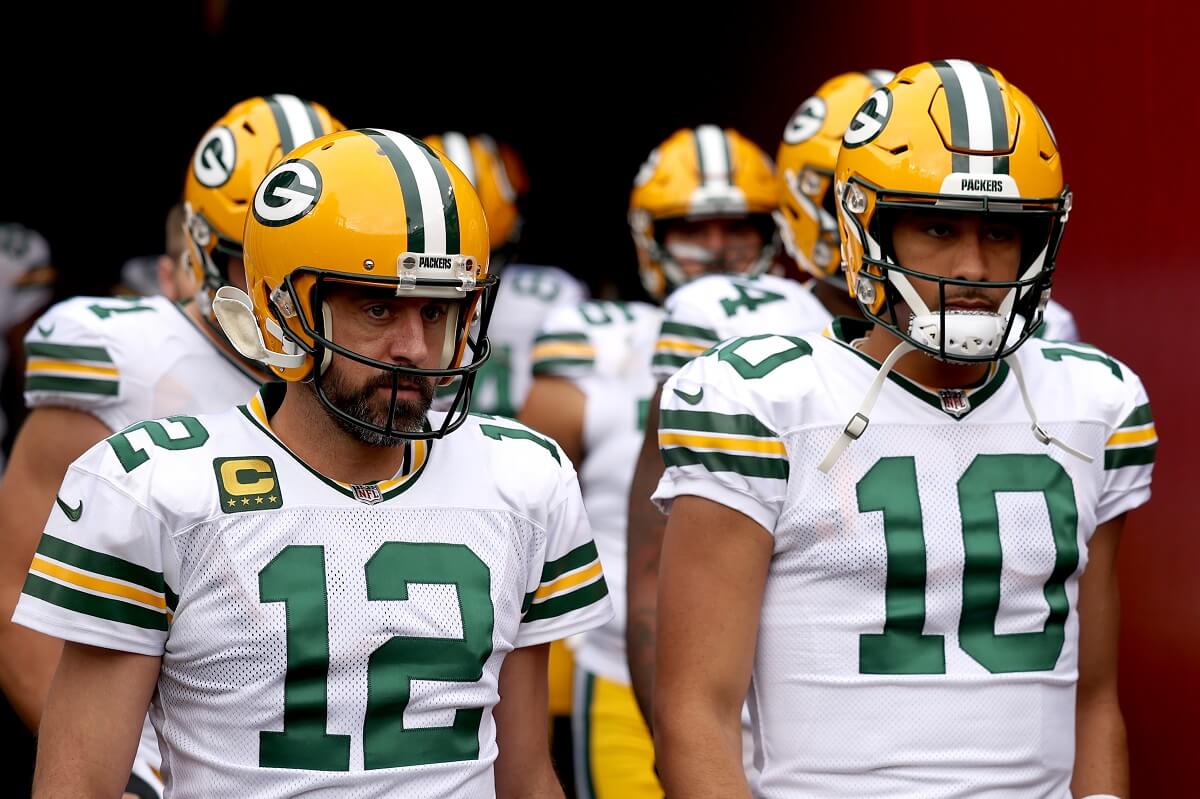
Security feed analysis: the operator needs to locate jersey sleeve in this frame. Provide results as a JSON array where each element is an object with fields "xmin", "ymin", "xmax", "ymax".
[
  {"xmin": 12, "ymin": 442, "xmax": 177, "ymax": 656},
  {"xmin": 650, "ymin": 285, "xmax": 723, "ymax": 382},
  {"xmin": 1097, "ymin": 360, "xmax": 1156, "ymax": 524},
  {"xmin": 23, "ymin": 297, "xmax": 156, "ymax": 431},
  {"xmin": 530, "ymin": 304, "xmax": 599, "ymax": 381},
  {"xmin": 507, "ymin": 425, "xmax": 612, "ymax": 647},
  {"xmin": 651, "ymin": 339, "xmax": 792, "ymax": 534}
]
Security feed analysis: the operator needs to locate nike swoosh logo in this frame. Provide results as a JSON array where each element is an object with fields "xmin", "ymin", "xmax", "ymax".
[
  {"xmin": 673, "ymin": 386, "xmax": 704, "ymax": 406},
  {"xmin": 55, "ymin": 495, "xmax": 83, "ymax": 522},
  {"xmin": 36, "ymin": 323, "xmax": 54, "ymax": 337}
]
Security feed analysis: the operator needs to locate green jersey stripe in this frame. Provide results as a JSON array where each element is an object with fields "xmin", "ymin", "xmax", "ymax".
[
  {"xmin": 540, "ymin": 541, "xmax": 600, "ymax": 583},
  {"xmin": 523, "ymin": 576, "xmax": 609, "ymax": 623},
  {"xmin": 23, "ymin": 574, "xmax": 167, "ymax": 631},
  {"xmin": 534, "ymin": 332, "xmax": 589, "ymax": 344},
  {"xmin": 659, "ymin": 321, "xmax": 719, "ymax": 341},
  {"xmin": 660, "ymin": 409, "xmax": 778, "ymax": 439},
  {"xmin": 532, "ymin": 358, "xmax": 593, "ymax": 375},
  {"xmin": 1119, "ymin": 403, "xmax": 1153, "ymax": 429},
  {"xmin": 662, "ymin": 445, "xmax": 789, "ymax": 480},
  {"xmin": 25, "ymin": 376, "xmax": 119, "ymax": 395},
  {"xmin": 26, "ymin": 342, "xmax": 114, "ymax": 362},
  {"xmin": 1104, "ymin": 444, "xmax": 1157, "ymax": 470},
  {"xmin": 37, "ymin": 534, "xmax": 166, "ymax": 594}
]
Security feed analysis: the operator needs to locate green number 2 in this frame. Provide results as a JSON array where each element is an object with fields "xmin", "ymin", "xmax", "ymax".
[
  {"xmin": 106, "ymin": 416, "xmax": 209, "ymax": 473},
  {"xmin": 259, "ymin": 542, "xmax": 494, "ymax": 771},
  {"xmin": 857, "ymin": 453, "xmax": 1079, "ymax": 675}
]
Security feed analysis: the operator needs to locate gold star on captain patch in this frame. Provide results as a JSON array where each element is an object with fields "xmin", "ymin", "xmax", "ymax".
[
  {"xmin": 268, "ymin": 495, "xmax": 278, "ymax": 503},
  {"xmin": 256, "ymin": 496, "xmax": 264, "ymax": 504},
  {"xmin": 227, "ymin": 499, "xmax": 237, "ymax": 507},
  {"xmin": 242, "ymin": 498, "xmax": 251, "ymax": 505}
]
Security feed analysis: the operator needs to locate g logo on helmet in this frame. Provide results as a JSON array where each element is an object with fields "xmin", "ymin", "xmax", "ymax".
[
  {"xmin": 253, "ymin": 159, "xmax": 323, "ymax": 228},
  {"xmin": 842, "ymin": 88, "xmax": 892, "ymax": 149},
  {"xmin": 782, "ymin": 96, "xmax": 826, "ymax": 145},
  {"xmin": 193, "ymin": 126, "xmax": 237, "ymax": 188}
]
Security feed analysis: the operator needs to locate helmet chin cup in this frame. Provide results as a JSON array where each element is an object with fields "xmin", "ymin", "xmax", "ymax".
[
  {"xmin": 908, "ymin": 310, "xmax": 1019, "ymax": 361},
  {"xmin": 212, "ymin": 286, "xmax": 306, "ymax": 369}
]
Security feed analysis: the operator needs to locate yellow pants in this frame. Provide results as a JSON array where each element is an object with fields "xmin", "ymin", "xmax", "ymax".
[
  {"xmin": 548, "ymin": 639, "xmax": 574, "ymax": 717},
  {"xmin": 572, "ymin": 670, "xmax": 663, "ymax": 799}
]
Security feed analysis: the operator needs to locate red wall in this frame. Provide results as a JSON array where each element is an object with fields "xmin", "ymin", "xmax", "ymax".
[{"xmin": 761, "ymin": 3, "xmax": 1199, "ymax": 794}]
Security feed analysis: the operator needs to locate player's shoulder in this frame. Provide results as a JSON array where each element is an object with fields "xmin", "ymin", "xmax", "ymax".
[
  {"xmin": 65, "ymin": 402, "xmax": 258, "ymax": 530},
  {"xmin": 533, "ymin": 300, "xmax": 660, "ymax": 380},
  {"xmin": 1019, "ymin": 337, "xmax": 1148, "ymax": 426},
  {"xmin": 502, "ymin": 263, "xmax": 588, "ymax": 305}
]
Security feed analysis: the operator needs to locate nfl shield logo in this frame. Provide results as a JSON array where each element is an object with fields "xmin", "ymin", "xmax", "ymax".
[
  {"xmin": 351, "ymin": 483, "xmax": 383, "ymax": 505},
  {"xmin": 938, "ymin": 389, "xmax": 971, "ymax": 417}
]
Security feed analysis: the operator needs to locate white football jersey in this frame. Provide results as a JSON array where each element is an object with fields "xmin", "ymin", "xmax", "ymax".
[
  {"xmin": 14, "ymin": 387, "xmax": 611, "ymax": 798},
  {"xmin": 435, "ymin": 264, "xmax": 587, "ymax": 418},
  {"xmin": 531, "ymin": 300, "xmax": 662, "ymax": 683},
  {"xmin": 1039, "ymin": 299, "xmax": 1079, "ymax": 342},
  {"xmin": 651, "ymin": 272, "xmax": 832, "ymax": 383},
  {"xmin": 653, "ymin": 319, "xmax": 1155, "ymax": 798},
  {"xmin": 24, "ymin": 294, "xmax": 261, "ymax": 431}
]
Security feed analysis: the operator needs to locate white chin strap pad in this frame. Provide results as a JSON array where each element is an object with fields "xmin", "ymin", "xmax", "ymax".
[
  {"xmin": 212, "ymin": 286, "xmax": 306, "ymax": 369},
  {"xmin": 908, "ymin": 311, "xmax": 1011, "ymax": 359}
]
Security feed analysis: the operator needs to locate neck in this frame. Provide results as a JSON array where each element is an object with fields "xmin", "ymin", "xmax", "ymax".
[
  {"xmin": 272, "ymin": 383, "xmax": 410, "ymax": 485},
  {"xmin": 185, "ymin": 300, "xmax": 274, "ymax": 382},
  {"xmin": 858, "ymin": 322, "xmax": 991, "ymax": 389},
  {"xmin": 812, "ymin": 278, "xmax": 863, "ymax": 319}
]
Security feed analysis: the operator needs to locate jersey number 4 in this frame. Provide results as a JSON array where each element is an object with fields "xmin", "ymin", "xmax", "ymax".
[
  {"xmin": 858, "ymin": 453, "xmax": 1079, "ymax": 675},
  {"xmin": 258, "ymin": 542, "xmax": 493, "ymax": 771}
]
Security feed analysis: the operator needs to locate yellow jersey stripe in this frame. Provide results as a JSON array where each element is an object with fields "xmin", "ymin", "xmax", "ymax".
[
  {"xmin": 1106, "ymin": 426, "xmax": 1158, "ymax": 447},
  {"xmin": 26, "ymin": 359, "xmax": 119, "ymax": 378},
  {"xmin": 531, "ymin": 343, "xmax": 596, "ymax": 360},
  {"xmin": 534, "ymin": 560, "xmax": 603, "ymax": 601},
  {"xmin": 31, "ymin": 556, "xmax": 167, "ymax": 612},
  {"xmin": 659, "ymin": 431, "xmax": 787, "ymax": 456},
  {"xmin": 655, "ymin": 338, "xmax": 710, "ymax": 354}
]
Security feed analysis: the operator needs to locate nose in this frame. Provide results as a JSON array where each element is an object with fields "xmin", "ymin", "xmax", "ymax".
[
  {"xmin": 383, "ymin": 305, "xmax": 431, "ymax": 366},
  {"xmin": 951, "ymin": 222, "xmax": 989, "ymax": 283}
]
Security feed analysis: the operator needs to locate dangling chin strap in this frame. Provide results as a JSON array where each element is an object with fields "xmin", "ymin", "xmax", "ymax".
[
  {"xmin": 1005, "ymin": 354, "xmax": 1093, "ymax": 463},
  {"xmin": 818, "ymin": 340, "xmax": 1094, "ymax": 473},
  {"xmin": 818, "ymin": 340, "xmax": 914, "ymax": 473}
]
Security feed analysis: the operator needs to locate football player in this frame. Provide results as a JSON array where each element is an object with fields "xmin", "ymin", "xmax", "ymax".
[
  {"xmin": 0, "ymin": 94, "xmax": 340, "ymax": 798},
  {"xmin": 652, "ymin": 61, "xmax": 1152, "ymax": 798},
  {"xmin": 521, "ymin": 125, "xmax": 776, "ymax": 799},
  {"xmin": 624, "ymin": 71, "xmax": 893, "ymax": 740},
  {"xmin": 19, "ymin": 128, "xmax": 612, "ymax": 798}
]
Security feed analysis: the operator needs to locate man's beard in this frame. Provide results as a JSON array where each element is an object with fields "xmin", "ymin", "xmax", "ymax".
[{"xmin": 317, "ymin": 367, "xmax": 435, "ymax": 446}]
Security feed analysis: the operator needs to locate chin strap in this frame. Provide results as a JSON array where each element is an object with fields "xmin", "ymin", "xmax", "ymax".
[
  {"xmin": 819, "ymin": 341, "xmax": 1093, "ymax": 473},
  {"xmin": 1006, "ymin": 354, "xmax": 1093, "ymax": 463},
  {"xmin": 818, "ymin": 340, "xmax": 915, "ymax": 473}
]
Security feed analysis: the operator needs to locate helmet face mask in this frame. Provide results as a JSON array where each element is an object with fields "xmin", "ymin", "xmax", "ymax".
[
  {"xmin": 277, "ymin": 269, "xmax": 498, "ymax": 440},
  {"xmin": 216, "ymin": 128, "xmax": 498, "ymax": 441},
  {"xmin": 835, "ymin": 61, "xmax": 1071, "ymax": 364}
]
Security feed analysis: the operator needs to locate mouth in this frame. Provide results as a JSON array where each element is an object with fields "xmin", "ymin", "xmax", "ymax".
[{"xmin": 942, "ymin": 299, "xmax": 997, "ymax": 313}]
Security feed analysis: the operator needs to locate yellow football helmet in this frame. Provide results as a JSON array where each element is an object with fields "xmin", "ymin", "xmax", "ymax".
[
  {"xmin": 834, "ymin": 60, "xmax": 1070, "ymax": 363},
  {"xmin": 212, "ymin": 128, "xmax": 496, "ymax": 439},
  {"xmin": 774, "ymin": 70, "xmax": 894, "ymax": 284},
  {"xmin": 423, "ymin": 132, "xmax": 524, "ymax": 262},
  {"xmin": 628, "ymin": 125, "xmax": 778, "ymax": 300},
  {"xmin": 183, "ymin": 94, "xmax": 343, "ymax": 318}
]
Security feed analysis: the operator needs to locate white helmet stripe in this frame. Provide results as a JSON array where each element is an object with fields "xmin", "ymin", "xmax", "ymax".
[
  {"xmin": 695, "ymin": 125, "xmax": 731, "ymax": 186},
  {"xmin": 441, "ymin": 132, "xmax": 476, "ymax": 186},
  {"xmin": 946, "ymin": 60, "xmax": 996, "ymax": 174},
  {"xmin": 269, "ymin": 94, "xmax": 318, "ymax": 156},
  {"xmin": 380, "ymin": 130, "xmax": 449, "ymax": 254}
]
